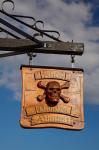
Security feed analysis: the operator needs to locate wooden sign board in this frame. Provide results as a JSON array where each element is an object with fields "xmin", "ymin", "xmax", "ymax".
[{"xmin": 20, "ymin": 65, "xmax": 84, "ymax": 130}]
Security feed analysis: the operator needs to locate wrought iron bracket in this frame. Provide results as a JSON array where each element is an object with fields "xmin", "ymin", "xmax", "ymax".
[{"xmin": 0, "ymin": 0, "xmax": 84, "ymax": 58}]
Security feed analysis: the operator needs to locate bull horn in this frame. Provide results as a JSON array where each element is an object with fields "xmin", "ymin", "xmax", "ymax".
[{"xmin": 37, "ymin": 81, "xmax": 46, "ymax": 89}]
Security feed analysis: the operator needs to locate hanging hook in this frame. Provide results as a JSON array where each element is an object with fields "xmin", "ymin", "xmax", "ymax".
[
  {"xmin": 71, "ymin": 55, "xmax": 75, "ymax": 68},
  {"xmin": 70, "ymin": 40, "xmax": 75, "ymax": 68},
  {"xmin": 27, "ymin": 53, "xmax": 36, "ymax": 66}
]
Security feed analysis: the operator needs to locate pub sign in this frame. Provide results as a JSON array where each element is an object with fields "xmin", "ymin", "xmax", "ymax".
[{"xmin": 20, "ymin": 65, "xmax": 84, "ymax": 130}]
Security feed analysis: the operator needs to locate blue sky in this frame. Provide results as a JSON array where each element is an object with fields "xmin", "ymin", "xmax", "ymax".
[
  {"xmin": 0, "ymin": 0, "xmax": 99, "ymax": 150},
  {"xmin": 0, "ymin": 87, "xmax": 99, "ymax": 150}
]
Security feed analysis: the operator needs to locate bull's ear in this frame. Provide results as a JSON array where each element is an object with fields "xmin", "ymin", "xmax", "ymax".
[
  {"xmin": 61, "ymin": 80, "xmax": 70, "ymax": 89},
  {"xmin": 37, "ymin": 81, "xmax": 46, "ymax": 89}
]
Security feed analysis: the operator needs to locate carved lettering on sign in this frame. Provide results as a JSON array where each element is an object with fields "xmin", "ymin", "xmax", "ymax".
[
  {"xmin": 31, "ymin": 114, "xmax": 74, "ymax": 126},
  {"xmin": 25, "ymin": 104, "xmax": 79, "ymax": 118},
  {"xmin": 34, "ymin": 70, "xmax": 71, "ymax": 81}
]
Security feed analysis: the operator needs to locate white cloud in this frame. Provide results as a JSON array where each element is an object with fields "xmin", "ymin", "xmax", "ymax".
[
  {"xmin": 85, "ymin": 68, "xmax": 99, "ymax": 104},
  {"xmin": 0, "ymin": 0, "xmax": 99, "ymax": 104}
]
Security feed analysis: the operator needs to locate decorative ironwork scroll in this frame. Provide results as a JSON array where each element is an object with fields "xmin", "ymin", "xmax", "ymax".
[{"xmin": 0, "ymin": 0, "xmax": 84, "ymax": 58}]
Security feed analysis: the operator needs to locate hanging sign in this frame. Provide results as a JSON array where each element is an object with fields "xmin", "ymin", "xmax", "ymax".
[{"xmin": 20, "ymin": 65, "xmax": 84, "ymax": 130}]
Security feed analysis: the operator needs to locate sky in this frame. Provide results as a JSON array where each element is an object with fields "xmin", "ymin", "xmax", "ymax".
[{"xmin": 0, "ymin": 0, "xmax": 99, "ymax": 150}]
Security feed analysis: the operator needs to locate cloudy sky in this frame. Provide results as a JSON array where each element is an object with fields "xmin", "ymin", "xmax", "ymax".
[{"xmin": 0, "ymin": 0, "xmax": 99, "ymax": 150}]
